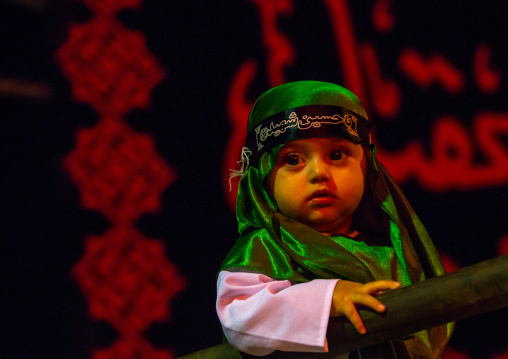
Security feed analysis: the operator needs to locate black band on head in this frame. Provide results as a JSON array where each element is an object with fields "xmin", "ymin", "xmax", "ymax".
[{"xmin": 246, "ymin": 105, "xmax": 373, "ymax": 164}]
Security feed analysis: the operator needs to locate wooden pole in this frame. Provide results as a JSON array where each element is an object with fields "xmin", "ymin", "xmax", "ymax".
[{"xmin": 178, "ymin": 255, "xmax": 508, "ymax": 358}]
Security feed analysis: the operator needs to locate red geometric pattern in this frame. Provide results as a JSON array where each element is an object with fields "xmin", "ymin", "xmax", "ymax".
[
  {"xmin": 73, "ymin": 227, "xmax": 185, "ymax": 333},
  {"xmin": 56, "ymin": 18, "xmax": 164, "ymax": 117},
  {"xmin": 64, "ymin": 119, "xmax": 174, "ymax": 224},
  {"xmin": 56, "ymin": 1, "xmax": 185, "ymax": 357}
]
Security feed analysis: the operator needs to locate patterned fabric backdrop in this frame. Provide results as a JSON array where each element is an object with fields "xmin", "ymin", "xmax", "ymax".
[{"xmin": 2, "ymin": 1, "xmax": 507, "ymax": 358}]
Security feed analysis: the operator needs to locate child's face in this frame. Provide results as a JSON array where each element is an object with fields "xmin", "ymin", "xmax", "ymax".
[{"xmin": 267, "ymin": 137, "xmax": 366, "ymax": 235}]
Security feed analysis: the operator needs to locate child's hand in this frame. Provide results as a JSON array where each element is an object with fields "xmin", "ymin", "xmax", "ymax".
[{"xmin": 330, "ymin": 280, "xmax": 400, "ymax": 334}]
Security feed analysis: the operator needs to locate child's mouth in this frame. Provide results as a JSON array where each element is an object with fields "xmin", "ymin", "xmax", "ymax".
[{"xmin": 308, "ymin": 190, "xmax": 336, "ymax": 202}]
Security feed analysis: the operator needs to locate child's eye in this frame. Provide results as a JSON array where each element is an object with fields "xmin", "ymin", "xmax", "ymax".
[
  {"xmin": 286, "ymin": 154, "xmax": 301, "ymax": 166},
  {"xmin": 329, "ymin": 149, "xmax": 348, "ymax": 161}
]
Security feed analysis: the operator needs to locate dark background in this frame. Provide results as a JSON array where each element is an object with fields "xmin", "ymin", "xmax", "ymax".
[{"xmin": 2, "ymin": 0, "xmax": 507, "ymax": 358}]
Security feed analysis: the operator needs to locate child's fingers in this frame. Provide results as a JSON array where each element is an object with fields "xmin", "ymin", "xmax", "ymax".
[
  {"xmin": 351, "ymin": 292, "xmax": 387, "ymax": 313},
  {"xmin": 330, "ymin": 280, "xmax": 400, "ymax": 333},
  {"xmin": 342, "ymin": 301, "xmax": 367, "ymax": 334},
  {"xmin": 362, "ymin": 280, "xmax": 400, "ymax": 295}
]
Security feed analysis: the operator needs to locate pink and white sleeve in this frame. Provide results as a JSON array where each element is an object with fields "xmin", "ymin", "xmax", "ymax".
[{"xmin": 216, "ymin": 270, "xmax": 339, "ymax": 356}]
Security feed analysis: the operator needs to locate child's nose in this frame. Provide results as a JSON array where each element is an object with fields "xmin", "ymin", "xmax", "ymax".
[{"xmin": 308, "ymin": 157, "xmax": 330, "ymax": 183}]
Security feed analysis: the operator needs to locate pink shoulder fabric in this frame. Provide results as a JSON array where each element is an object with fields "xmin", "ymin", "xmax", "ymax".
[{"xmin": 216, "ymin": 270, "xmax": 339, "ymax": 356}]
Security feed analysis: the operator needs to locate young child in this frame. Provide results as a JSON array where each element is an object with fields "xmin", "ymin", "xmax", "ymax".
[{"xmin": 216, "ymin": 81, "xmax": 452, "ymax": 358}]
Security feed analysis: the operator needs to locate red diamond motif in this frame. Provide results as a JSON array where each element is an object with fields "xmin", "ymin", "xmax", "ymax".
[
  {"xmin": 55, "ymin": 17, "xmax": 164, "ymax": 116},
  {"xmin": 64, "ymin": 119, "xmax": 175, "ymax": 224},
  {"xmin": 73, "ymin": 226, "xmax": 186, "ymax": 333}
]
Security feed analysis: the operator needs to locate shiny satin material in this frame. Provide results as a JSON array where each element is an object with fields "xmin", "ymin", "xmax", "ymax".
[{"xmin": 221, "ymin": 81, "xmax": 453, "ymax": 358}]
